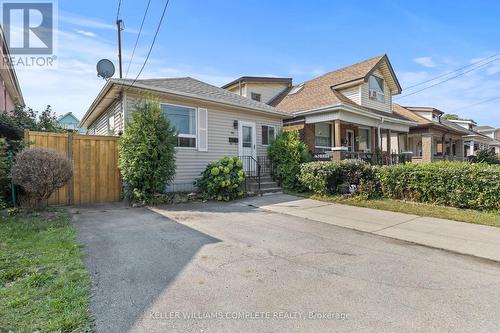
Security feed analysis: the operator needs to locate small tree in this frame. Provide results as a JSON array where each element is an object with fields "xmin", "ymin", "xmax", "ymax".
[
  {"xmin": 268, "ymin": 129, "xmax": 310, "ymax": 190},
  {"xmin": 119, "ymin": 99, "xmax": 177, "ymax": 203},
  {"xmin": 11, "ymin": 147, "xmax": 73, "ymax": 208},
  {"xmin": 473, "ymin": 149, "xmax": 499, "ymax": 164}
]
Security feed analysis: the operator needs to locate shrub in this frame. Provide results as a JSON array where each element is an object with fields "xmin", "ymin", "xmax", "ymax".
[
  {"xmin": 299, "ymin": 160, "xmax": 379, "ymax": 197},
  {"xmin": 196, "ymin": 156, "xmax": 245, "ymax": 201},
  {"xmin": 268, "ymin": 130, "xmax": 310, "ymax": 190},
  {"xmin": 472, "ymin": 149, "xmax": 499, "ymax": 164},
  {"xmin": 119, "ymin": 99, "xmax": 177, "ymax": 203},
  {"xmin": 377, "ymin": 161, "xmax": 500, "ymax": 210},
  {"xmin": 11, "ymin": 147, "xmax": 73, "ymax": 208}
]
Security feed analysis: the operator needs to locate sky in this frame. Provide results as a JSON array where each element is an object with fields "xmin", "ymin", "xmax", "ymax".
[{"xmin": 12, "ymin": 0, "xmax": 500, "ymax": 126}]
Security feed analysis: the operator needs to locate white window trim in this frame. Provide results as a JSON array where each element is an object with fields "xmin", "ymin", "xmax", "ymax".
[
  {"xmin": 262, "ymin": 124, "xmax": 277, "ymax": 146},
  {"xmin": 368, "ymin": 75, "xmax": 385, "ymax": 103},
  {"xmin": 314, "ymin": 123, "xmax": 333, "ymax": 150},
  {"xmin": 357, "ymin": 126, "xmax": 372, "ymax": 152},
  {"xmin": 160, "ymin": 102, "xmax": 198, "ymax": 150}
]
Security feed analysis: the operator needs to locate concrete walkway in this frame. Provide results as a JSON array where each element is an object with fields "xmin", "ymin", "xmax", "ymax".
[{"xmin": 242, "ymin": 194, "xmax": 500, "ymax": 262}]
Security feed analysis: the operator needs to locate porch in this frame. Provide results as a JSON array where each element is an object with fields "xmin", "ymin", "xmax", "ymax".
[
  {"xmin": 408, "ymin": 132, "xmax": 465, "ymax": 163},
  {"xmin": 303, "ymin": 119, "xmax": 412, "ymax": 165}
]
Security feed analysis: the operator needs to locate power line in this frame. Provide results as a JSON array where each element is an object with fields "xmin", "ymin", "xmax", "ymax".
[
  {"xmin": 395, "ymin": 56, "xmax": 500, "ymax": 100},
  {"xmin": 125, "ymin": 0, "xmax": 152, "ymax": 78},
  {"xmin": 129, "ymin": 0, "xmax": 171, "ymax": 87},
  {"xmin": 451, "ymin": 96, "xmax": 500, "ymax": 112},
  {"xmin": 116, "ymin": 0, "xmax": 122, "ymax": 21},
  {"xmin": 405, "ymin": 53, "xmax": 500, "ymax": 90}
]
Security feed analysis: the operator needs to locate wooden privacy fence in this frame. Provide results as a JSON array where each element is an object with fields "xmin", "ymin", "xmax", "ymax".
[{"xmin": 24, "ymin": 130, "xmax": 121, "ymax": 205}]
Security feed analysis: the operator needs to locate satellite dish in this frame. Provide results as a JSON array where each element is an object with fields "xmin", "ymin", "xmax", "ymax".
[{"xmin": 96, "ymin": 59, "xmax": 115, "ymax": 79}]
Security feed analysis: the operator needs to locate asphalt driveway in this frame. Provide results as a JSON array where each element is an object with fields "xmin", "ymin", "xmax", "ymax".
[{"xmin": 73, "ymin": 198, "xmax": 500, "ymax": 333}]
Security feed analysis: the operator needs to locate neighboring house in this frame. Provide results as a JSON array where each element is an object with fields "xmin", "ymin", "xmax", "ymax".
[
  {"xmin": 443, "ymin": 119, "xmax": 494, "ymax": 157},
  {"xmin": 473, "ymin": 125, "xmax": 500, "ymax": 156},
  {"xmin": 391, "ymin": 105, "xmax": 467, "ymax": 163},
  {"xmin": 0, "ymin": 25, "xmax": 24, "ymax": 113},
  {"xmin": 57, "ymin": 112, "xmax": 86, "ymax": 133},
  {"xmin": 224, "ymin": 55, "xmax": 416, "ymax": 163},
  {"xmin": 81, "ymin": 77, "xmax": 290, "ymax": 191}
]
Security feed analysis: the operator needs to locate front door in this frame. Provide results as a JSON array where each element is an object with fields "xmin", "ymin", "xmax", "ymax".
[{"xmin": 239, "ymin": 121, "xmax": 256, "ymax": 173}]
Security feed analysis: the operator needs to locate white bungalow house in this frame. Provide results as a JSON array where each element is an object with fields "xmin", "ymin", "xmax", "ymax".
[
  {"xmin": 224, "ymin": 55, "xmax": 417, "ymax": 163},
  {"xmin": 443, "ymin": 119, "xmax": 495, "ymax": 157},
  {"xmin": 473, "ymin": 125, "xmax": 500, "ymax": 156},
  {"xmin": 81, "ymin": 77, "xmax": 291, "ymax": 192}
]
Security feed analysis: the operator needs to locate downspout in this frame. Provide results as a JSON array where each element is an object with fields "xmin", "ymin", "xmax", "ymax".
[{"xmin": 377, "ymin": 118, "xmax": 385, "ymax": 149}]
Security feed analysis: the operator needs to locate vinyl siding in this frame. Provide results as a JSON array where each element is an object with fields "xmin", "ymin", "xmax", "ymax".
[
  {"xmin": 360, "ymin": 69, "xmax": 392, "ymax": 113},
  {"xmin": 123, "ymin": 93, "xmax": 283, "ymax": 190},
  {"xmin": 339, "ymin": 85, "xmax": 361, "ymax": 104},
  {"xmin": 243, "ymin": 83, "xmax": 289, "ymax": 104},
  {"xmin": 87, "ymin": 99, "xmax": 123, "ymax": 135}
]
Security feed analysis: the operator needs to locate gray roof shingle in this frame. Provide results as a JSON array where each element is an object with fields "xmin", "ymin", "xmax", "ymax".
[{"xmin": 112, "ymin": 77, "xmax": 290, "ymax": 116}]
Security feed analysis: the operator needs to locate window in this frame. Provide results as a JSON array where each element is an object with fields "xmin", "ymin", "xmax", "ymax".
[
  {"xmin": 108, "ymin": 114, "xmax": 115, "ymax": 134},
  {"xmin": 368, "ymin": 75, "xmax": 385, "ymax": 102},
  {"xmin": 358, "ymin": 128, "xmax": 371, "ymax": 151},
  {"xmin": 251, "ymin": 92, "xmax": 261, "ymax": 102},
  {"xmin": 161, "ymin": 103, "xmax": 197, "ymax": 148},
  {"xmin": 315, "ymin": 123, "xmax": 332, "ymax": 152},
  {"xmin": 262, "ymin": 125, "xmax": 276, "ymax": 145}
]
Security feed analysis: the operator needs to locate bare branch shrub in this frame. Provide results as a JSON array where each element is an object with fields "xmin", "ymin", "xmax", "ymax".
[{"xmin": 11, "ymin": 147, "xmax": 73, "ymax": 208}]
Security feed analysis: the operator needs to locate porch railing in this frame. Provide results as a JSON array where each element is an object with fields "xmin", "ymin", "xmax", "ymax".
[{"xmin": 312, "ymin": 150, "xmax": 413, "ymax": 165}]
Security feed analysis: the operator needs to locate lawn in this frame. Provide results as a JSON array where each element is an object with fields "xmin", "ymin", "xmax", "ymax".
[
  {"xmin": 0, "ymin": 209, "xmax": 92, "ymax": 332},
  {"xmin": 287, "ymin": 191, "xmax": 500, "ymax": 228}
]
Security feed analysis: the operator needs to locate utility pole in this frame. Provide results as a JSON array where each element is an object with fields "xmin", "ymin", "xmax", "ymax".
[{"xmin": 116, "ymin": 19, "xmax": 124, "ymax": 78}]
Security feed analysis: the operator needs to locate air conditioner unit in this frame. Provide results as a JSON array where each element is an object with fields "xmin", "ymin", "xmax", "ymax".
[{"xmin": 369, "ymin": 90, "xmax": 377, "ymax": 99}]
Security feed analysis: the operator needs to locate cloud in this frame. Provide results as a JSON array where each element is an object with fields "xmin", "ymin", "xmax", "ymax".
[
  {"xmin": 59, "ymin": 11, "xmax": 138, "ymax": 34},
  {"xmin": 14, "ymin": 26, "xmax": 238, "ymax": 121},
  {"xmin": 74, "ymin": 30, "xmax": 97, "ymax": 38},
  {"xmin": 413, "ymin": 57, "xmax": 437, "ymax": 68},
  {"xmin": 396, "ymin": 56, "xmax": 500, "ymax": 126}
]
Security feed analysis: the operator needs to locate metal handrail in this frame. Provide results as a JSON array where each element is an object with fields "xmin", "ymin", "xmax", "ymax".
[{"xmin": 239, "ymin": 156, "xmax": 261, "ymax": 192}]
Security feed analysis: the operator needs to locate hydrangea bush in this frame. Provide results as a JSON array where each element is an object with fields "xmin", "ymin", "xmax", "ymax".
[{"xmin": 196, "ymin": 156, "xmax": 245, "ymax": 201}]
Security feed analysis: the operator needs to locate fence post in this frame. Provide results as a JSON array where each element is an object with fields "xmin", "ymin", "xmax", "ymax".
[{"xmin": 67, "ymin": 132, "xmax": 74, "ymax": 205}]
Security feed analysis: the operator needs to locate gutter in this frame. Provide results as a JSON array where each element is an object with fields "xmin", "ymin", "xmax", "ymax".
[{"xmin": 293, "ymin": 103, "xmax": 417, "ymax": 126}]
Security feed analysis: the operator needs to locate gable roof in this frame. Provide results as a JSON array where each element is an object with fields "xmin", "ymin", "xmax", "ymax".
[
  {"xmin": 392, "ymin": 104, "xmax": 468, "ymax": 134},
  {"xmin": 474, "ymin": 125, "xmax": 496, "ymax": 132},
  {"xmin": 272, "ymin": 54, "xmax": 401, "ymax": 114},
  {"xmin": 442, "ymin": 119, "xmax": 492, "ymax": 139},
  {"xmin": 57, "ymin": 112, "xmax": 80, "ymax": 123},
  {"xmin": 81, "ymin": 77, "xmax": 290, "ymax": 127}
]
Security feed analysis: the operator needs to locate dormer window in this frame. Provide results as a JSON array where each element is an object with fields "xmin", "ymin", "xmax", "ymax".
[
  {"xmin": 251, "ymin": 92, "xmax": 261, "ymax": 102},
  {"xmin": 368, "ymin": 75, "xmax": 385, "ymax": 102}
]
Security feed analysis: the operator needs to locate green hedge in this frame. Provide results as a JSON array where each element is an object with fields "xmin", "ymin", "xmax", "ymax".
[
  {"xmin": 268, "ymin": 130, "xmax": 310, "ymax": 190},
  {"xmin": 377, "ymin": 162, "xmax": 500, "ymax": 211},
  {"xmin": 299, "ymin": 160, "xmax": 379, "ymax": 197},
  {"xmin": 196, "ymin": 156, "xmax": 245, "ymax": 201}
]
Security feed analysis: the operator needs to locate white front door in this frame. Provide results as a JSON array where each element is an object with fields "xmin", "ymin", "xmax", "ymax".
[{"xmin": 239, "ymin": 121, "xmax": 256, "ymax": 172}]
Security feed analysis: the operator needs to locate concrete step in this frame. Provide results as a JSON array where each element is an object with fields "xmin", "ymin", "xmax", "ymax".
[
  {"xmin": 249, "ymin": 181, "xmax": 279, "ymax": 189},
  {"xmin": 260, "ymin": 187, "xmax": 283, "ymax": 195}
]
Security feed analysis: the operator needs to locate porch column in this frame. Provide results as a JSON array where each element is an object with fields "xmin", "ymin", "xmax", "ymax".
[
  {"xmin": 332, "ymin": 120, "xmax": 342, "ymax": 161},
  {"xmin": 421, "ymin": 133, "xmax": 434, "ymax": 163},
  {"xmin": 469, "ymin": 141, "xmax": 475, "ymax": 156},
  {"xmin": 386, "ymin": 129, "xmax": 392, "ymax": 152},
  {"xmin": 371, "ymin": 127, "xmax": 377, "ymax": 151},
  {"xmin": 455, "ymin": 138, "xmax": 463, "ymax": 161}
]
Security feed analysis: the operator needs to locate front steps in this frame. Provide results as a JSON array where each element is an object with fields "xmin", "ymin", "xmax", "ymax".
[{"xmin": 246, "ymin": 175, "xmax": 282, "ymax": 195}]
